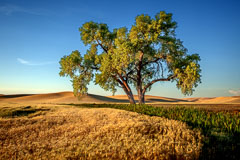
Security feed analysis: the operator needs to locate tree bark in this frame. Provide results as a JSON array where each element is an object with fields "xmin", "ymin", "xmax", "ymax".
[
  {"xmin": 122, "ymin": 81, "xmax": 136, "ymax": 104},
  {"xmin": 114, "ymin": 75, "xmax": 136, "ymax": 104},
  {"xmin": 138, "ymin": 89, "xmax": 145, "ymax": 104},
  {"xmin": 136, "ymin": 51, "xmax": 145, "ymax": 104},
  {"xmin": 125, "ymin": 90, "xmax": 136, "ymax": 104},
  {"xmin": 121, "ymin": 83, "xmax": 135, "ymax": 104}
]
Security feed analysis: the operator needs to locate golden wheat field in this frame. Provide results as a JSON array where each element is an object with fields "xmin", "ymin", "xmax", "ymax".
[{"xmin": 0, "ymin": 104, "xmax": 203, "ymax": 160}]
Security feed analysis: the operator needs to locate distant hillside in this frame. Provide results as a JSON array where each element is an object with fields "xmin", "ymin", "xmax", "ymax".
[{"xmin": 0, "ymin": 92, "xmax": 240, "ymax": 104}]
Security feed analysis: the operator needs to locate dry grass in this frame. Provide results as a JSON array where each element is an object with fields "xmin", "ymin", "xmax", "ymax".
[{"xmin": 0, "ymin": 106, "xmax": 202, "ymax": 160}]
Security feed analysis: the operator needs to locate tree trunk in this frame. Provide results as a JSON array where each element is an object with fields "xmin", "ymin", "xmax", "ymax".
[
  {"xmin": 138, "ymin": 89, "xmax": 145, "ymax": 104},
  {"xmin": 136, "ymin": 51, "xmax": 145, "ymax": 104},
  {"xmin": 113, "ymin": 75, "xmax": 136, "ymax": 104},
  {"xmin": 121, "ymin": 82, "xmax": 136, "ymax": 104},
  {"xmin": 126, "ymin": 91, "xmax": 136, "ymax": 104},
  {"xmin": 138, "ymin": 93, "xmax": 145, "ymax": 104}
]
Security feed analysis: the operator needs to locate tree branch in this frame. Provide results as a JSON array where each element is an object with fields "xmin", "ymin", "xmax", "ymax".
[
  {"xmin": 142, "ymin": 58, "xmax": 160, "ymax": 67},
  {"xmin": 126, "ymin": 69, "xmax": 134, "ymax": 77},
  {"xmin": 142, "ymin": 75, "xmax": 176, "ymax": 94},
  {"xmin": 79, "ymin": 64, "xmax": 99, "ymax": 71},
  {"xmin": 142, "ymin": 55, "xmax": 167, "ymax": 67},
  {"xmin": 112, "ymin": 75, "xmax": 134, "ymax": 95},
  {"xmin": 91, "ymin": 66, "xmax": 100, "ymax": 70},
  {"xmin": 96, "ymin": 39, "xmax": 108, "ymax": 53},
  {"xmin": 128, "ymin": 76, "xmax": 137, "ymax": 81}
]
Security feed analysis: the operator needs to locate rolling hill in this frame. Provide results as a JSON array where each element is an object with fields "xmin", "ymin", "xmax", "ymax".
[{"xmin": 0, "ymin": 91, "xmax": 240, "ymax": 104}]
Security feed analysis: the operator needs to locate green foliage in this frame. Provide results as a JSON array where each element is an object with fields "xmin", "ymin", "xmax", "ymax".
[
  {"xmin": 59, "ymin": 50, "xmax": 93, "ymax": 96},
  {"xmin": 59, "ymin": 11, "xmax": 201, "ymax": 101}
]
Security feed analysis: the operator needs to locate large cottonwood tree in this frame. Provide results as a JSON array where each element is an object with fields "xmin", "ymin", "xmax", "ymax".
[{"xmin": 59, "ymin": 11, "xmax": 201, "ymax": 104}]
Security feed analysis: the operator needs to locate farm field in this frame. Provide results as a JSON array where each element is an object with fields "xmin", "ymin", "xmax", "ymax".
[{"xmin": 0, "ymin": 92, "xmax": 239, "ymax": 159}]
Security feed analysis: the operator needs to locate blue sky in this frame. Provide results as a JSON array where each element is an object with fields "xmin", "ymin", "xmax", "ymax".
[{"xmin": 0, "ymin": 0, "xmax": 240, "ymax": 98}]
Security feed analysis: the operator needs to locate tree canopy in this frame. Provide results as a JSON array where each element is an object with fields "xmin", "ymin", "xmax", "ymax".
[{"xmin": 59, "ymin": 11, "xmax": 201, "ymax": 104}]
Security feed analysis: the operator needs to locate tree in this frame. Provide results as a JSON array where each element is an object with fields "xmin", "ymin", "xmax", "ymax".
[{"xmin": 59, "ymin": 11, "xmax": 201, "ymax": 104}]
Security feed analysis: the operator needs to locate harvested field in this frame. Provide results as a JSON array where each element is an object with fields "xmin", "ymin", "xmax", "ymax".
[{"xmin": 0, "ymin": 106, "xmax": 202, "ymax": 160}]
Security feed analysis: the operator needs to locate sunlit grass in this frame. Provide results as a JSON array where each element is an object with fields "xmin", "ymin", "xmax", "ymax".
[
  {"xmin": 1, "ymin": 103, "xmax": 239, "ymax": 159},
  {"xmin": 76, "ymin": 104, "xmax": 240, "ymax": 159},
  {"xmin": 0, "ymin": 105, "xmax": 202, "ymax": 159}
]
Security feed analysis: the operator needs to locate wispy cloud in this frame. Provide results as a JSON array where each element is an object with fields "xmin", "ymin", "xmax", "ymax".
[
  {"xmin": 229, "ymin": 89, "xmax": 240, "ymax": 96},
  {"xmin": 0, "ymin": 4, "xmax": 49, "ymax": 16},
  {"xmin": 17, "ymin": 58, "xmax": 29, "ymax": 64},
  {"xmin": 17, "ymin": 58, "xmax": 55, "ymax": 66}
]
